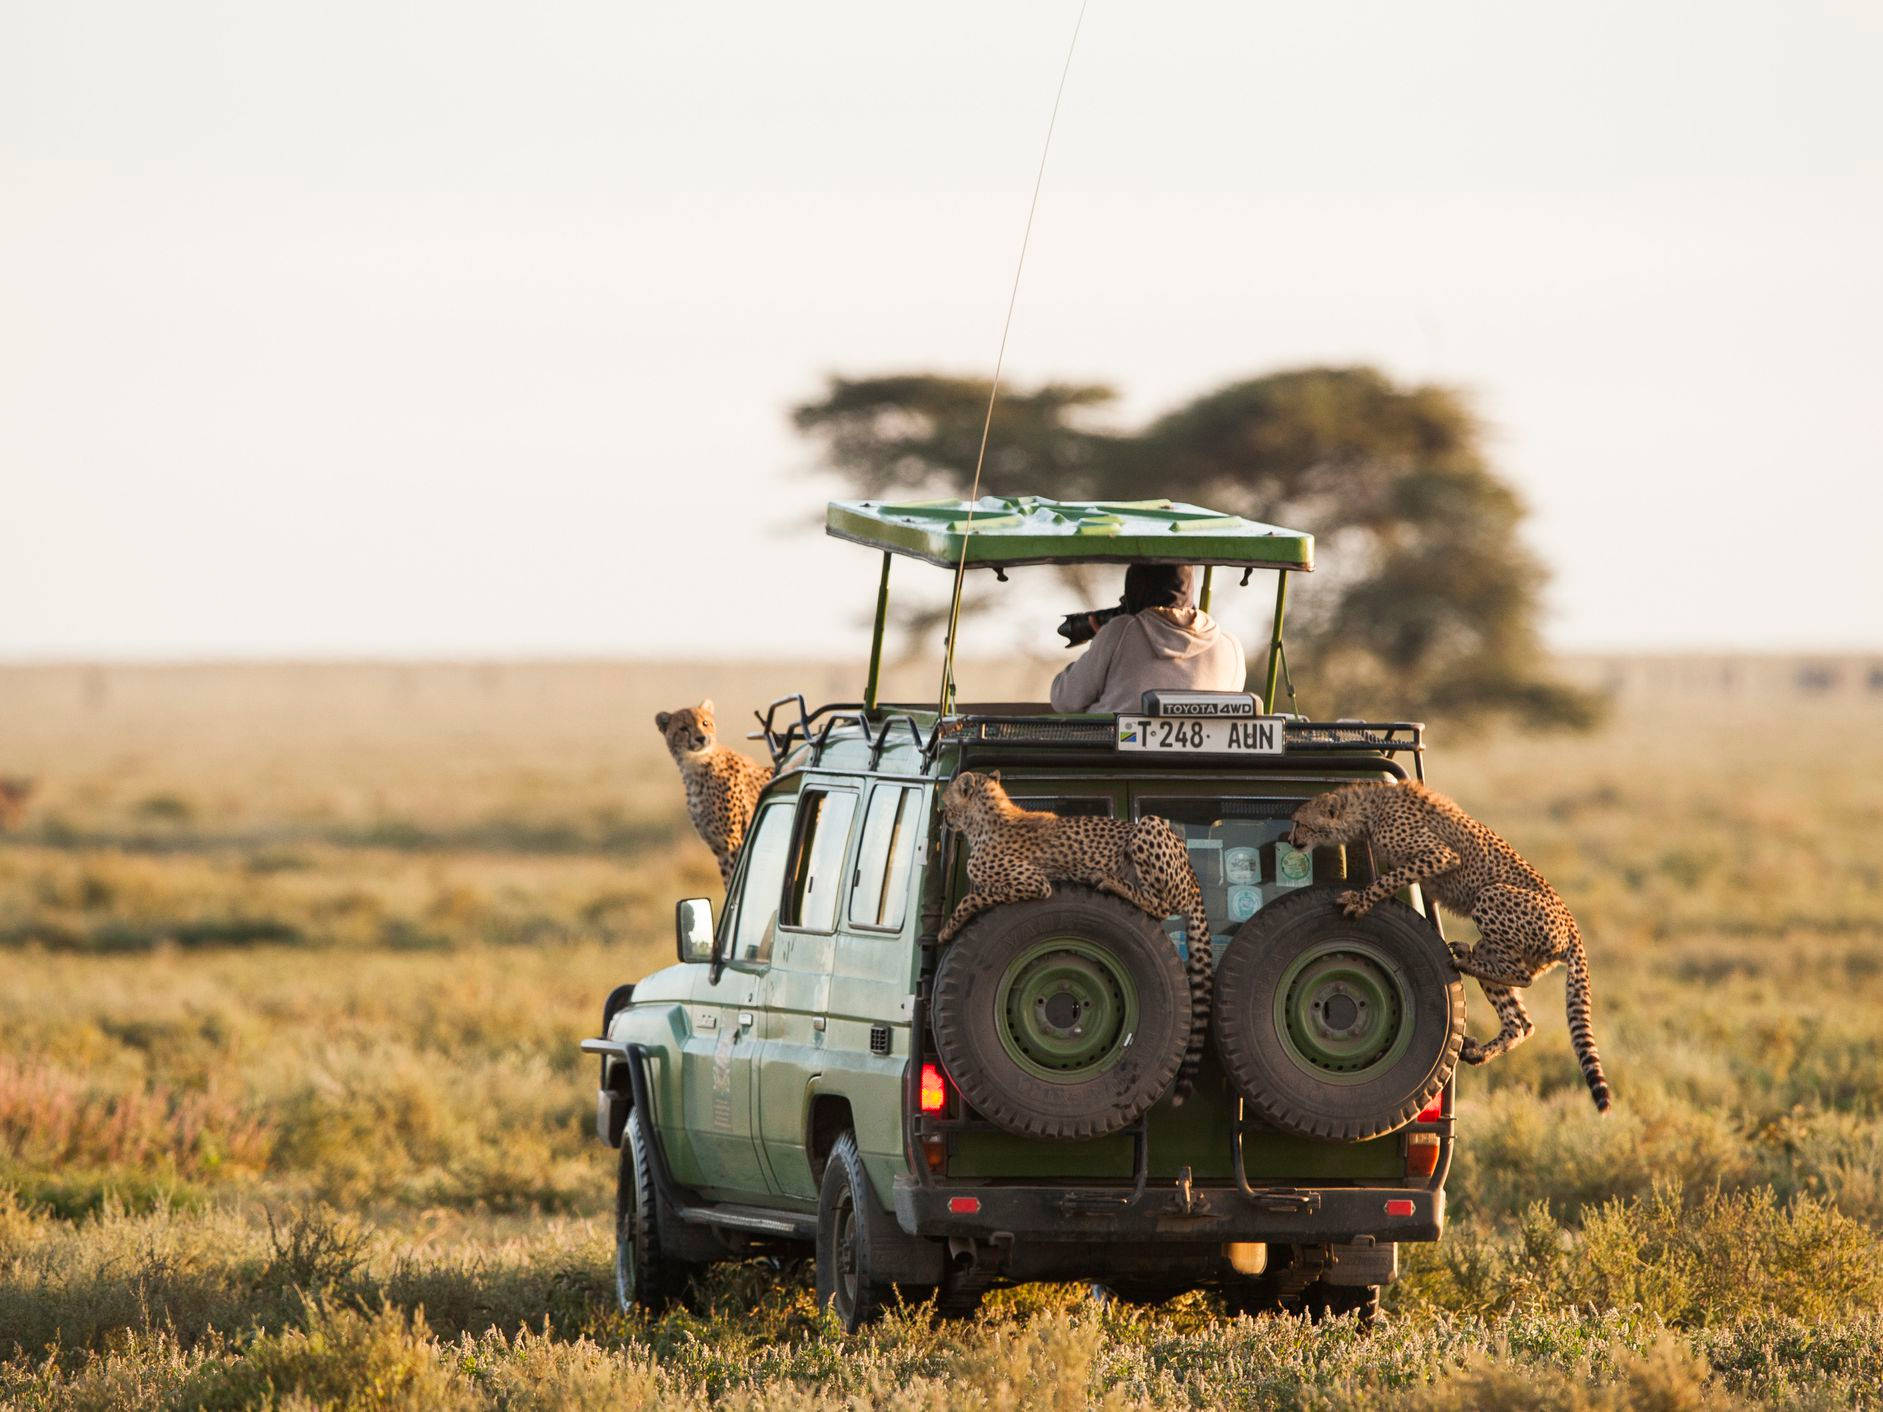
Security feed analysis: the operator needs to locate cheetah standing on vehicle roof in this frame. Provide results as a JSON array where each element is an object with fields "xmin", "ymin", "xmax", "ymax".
[
  {"xmin": 656, "ymin": 700, "xmax": 773, "ymax": 888},
  {"xmin": 1288, "ymin": 780, "xmax": 1612, "ymax": 1112},
  {"xmin": 939, "ymin": 770, "xmax": 1214, "ymax": 1102}
]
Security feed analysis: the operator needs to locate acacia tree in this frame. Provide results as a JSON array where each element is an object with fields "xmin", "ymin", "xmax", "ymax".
[{"xmin": 793, "ymin": 366, "xmax": 1597, "ymax": 730}]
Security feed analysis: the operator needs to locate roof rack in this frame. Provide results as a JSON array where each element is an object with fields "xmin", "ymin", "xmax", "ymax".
[
  {"xmin": 750, "ymin": 696, "xmax": 939, "ymax": 771},
  {"xmin": 751, "ymin": 698, "xmax": 1427, "ymax": 778}
]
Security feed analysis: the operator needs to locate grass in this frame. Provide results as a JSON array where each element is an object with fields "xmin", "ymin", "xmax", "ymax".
[{"xmin": 0, "ymin": 661, "xmax": 1880, "ymax": 1407}]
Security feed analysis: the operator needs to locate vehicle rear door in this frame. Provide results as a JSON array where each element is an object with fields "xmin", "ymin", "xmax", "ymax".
[{"xmin": 827, "ymin": 779, "xmax": 929, "ymax": 1199}]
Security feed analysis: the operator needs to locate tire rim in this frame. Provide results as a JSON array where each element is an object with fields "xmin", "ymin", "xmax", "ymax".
[
  {"xmin": 1271, "ymin": 939, "xmax": 1411, "ymax": 1084},
  {"xmin": 835, "ymin": 1191, "xmax": 859, "ymax": 1319},
  {"xmin": 993, "ymin": 936, "xmax": 1138, "ymax": 1083}
]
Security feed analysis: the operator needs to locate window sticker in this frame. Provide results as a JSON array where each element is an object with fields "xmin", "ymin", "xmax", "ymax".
[
  {"xmin": 1227, "ymin": 884, "xmax": 1263, "ymax": 924},
  {"xmin": 1223, "ymin": 846, "xmax": 1262, "ymax": 885},
  {"xmin": 1274, "ymin": 842, "xmax": 1313, "ymax": 889}
]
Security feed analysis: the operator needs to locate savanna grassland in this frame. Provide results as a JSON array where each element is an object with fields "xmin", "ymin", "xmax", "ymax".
[{"xmin": 2, "ymin": 660, "xmax": 1881, "ymax": 1410}]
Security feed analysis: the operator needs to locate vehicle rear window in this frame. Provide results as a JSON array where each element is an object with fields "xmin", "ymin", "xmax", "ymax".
[
  {"xmin": 1008, "ymin": 794, "xmax": 1112, "ymax": 817},
  {"xmin": 1135, "ymin": 797, "xmax": 1364, "ymax": 944},
  {"xmin": 849, "ymin": 784, "xmax": 921, "ymax": 932},
  {"xmin": 730, "ymin": 802, "xmax": 795, "ymax": 962},
  {"xmin": 781, "ymin": 788, "xmax": 858, "ymax": 933}
]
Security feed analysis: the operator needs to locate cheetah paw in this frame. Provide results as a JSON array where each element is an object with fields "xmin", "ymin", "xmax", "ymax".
[
  {"xmin": 1459, "ymin": 1039, "xmax": 1487, "ymax": 1066},
  {"xmin": 1336, "ymin": 889, "xmax": 1370, "ymax": 918}
]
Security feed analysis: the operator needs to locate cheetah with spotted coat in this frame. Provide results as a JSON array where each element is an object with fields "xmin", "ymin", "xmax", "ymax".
[
  {"xmin": 656, "ymin": 700, "xmax": 773, "ymax": 888},
  {"xmin": 1289, "ymin": 780, "xmax": 1612, "ymax": 1111},
  {"xmin": 938, "ymin": 770, "xmax": 1214, "ymax": 1102}
]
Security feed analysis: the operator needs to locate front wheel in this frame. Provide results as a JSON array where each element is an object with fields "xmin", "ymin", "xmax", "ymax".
[{"xmin": 615, "ymin": 1110, "xmax": 686, "ymax": 1313}]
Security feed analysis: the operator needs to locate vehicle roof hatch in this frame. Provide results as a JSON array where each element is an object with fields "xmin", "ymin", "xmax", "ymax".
[{"xmin": 826, "ymin": 496, "xmax": 1314, "ymax": 572}]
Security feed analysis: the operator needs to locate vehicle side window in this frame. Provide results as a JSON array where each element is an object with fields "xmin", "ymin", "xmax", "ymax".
[
  {"xmin": 729, "ymin": 802, "xmax": 795, "ymax": 962},
  {"xmin": 780, "ymin": 788, "xmax": 858, "ymax": 933},
  {"xmin": 849, "ymin": 785, "xmax": 922, "ymax": 932}
]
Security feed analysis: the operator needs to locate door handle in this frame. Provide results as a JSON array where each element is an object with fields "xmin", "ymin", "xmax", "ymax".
[{"xmin": 737, "ymin": 1011, "xmax": 755, "ymax": 1028}]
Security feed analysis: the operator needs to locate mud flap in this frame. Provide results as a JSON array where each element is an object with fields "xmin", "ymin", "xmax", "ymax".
[{"xmin": 1323, "ymin": 1236, "xmax": 1397, "ymax": 1286}]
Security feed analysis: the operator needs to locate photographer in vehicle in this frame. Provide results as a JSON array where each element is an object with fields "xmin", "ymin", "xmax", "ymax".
[{"xmin": 1049, "ymin": 564, "xmax": 1246, "ymax": 713}]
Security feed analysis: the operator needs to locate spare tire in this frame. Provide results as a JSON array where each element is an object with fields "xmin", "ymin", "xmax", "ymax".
[
  {"xmin": 931, "ymin": 887, "xmax": 1192, "ymax": 1140},
  {"xmin": 1213, "ymin": 888, "xmax": 1464, "ymax": 1142}
]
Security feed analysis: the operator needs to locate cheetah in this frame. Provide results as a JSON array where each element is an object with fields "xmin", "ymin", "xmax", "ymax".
[
  {"xmin": 1289, "ymin": 780, "xmax": 1611, "ymax": 1112},
  {"xmin": 938, "ymin": 769, "xmax": 1213, "ymax": 1102},
  {"xmin": 656, "ymin": 701, "xmax": 773, "ymax": 888}
]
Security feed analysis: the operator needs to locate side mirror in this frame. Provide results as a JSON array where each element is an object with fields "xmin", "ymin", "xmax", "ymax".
[{"xmin": 675, "ymin": 898, "xmax": 715, "ymax": 965}]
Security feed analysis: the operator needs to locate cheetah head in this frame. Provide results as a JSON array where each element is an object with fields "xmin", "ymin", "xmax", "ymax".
[
  {"xmin": 1289, "ymin": 786, "xmax": 1369, "ymax": 848},
  {"xmin": 655, "ymin": 700, "xmax": 716, "ymax": 760},
  {"xmin": 940, "ymin": 769, "xmax": 1005, "ymax": 829}
]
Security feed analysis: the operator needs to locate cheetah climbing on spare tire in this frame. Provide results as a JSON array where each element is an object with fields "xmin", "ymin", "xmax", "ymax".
[
  {"xmin": 937, "ymin": 769, "xmax": 1213, "ymax": 1107},
  {"xmin": 1288, "ymin": 780, "xmax": 1613, "ymax": 1112}
]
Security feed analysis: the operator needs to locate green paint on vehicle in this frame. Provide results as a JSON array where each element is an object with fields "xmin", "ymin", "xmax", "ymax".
[
  {"xmin": 1273, "ymin": 941, "xmax": 1414, "ymax": 1084},
  {"xmin": 993, "ymin": 936, "xmax": 1139, "ymax": 1083},
  {"xmin": 826, "ymin": 496, "xmax": 1314, "ymax": 571}
]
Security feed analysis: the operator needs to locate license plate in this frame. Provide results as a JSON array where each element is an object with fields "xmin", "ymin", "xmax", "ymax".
[{"xmin": 1115, "ymin": 715, "xmax": 1286, "ymax": 754}]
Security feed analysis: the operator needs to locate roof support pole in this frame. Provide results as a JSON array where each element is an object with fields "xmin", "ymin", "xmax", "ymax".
[
  {"xmin": 1198, "ymin": 564, "xmax": 1214, "ymax": 614},
  {"xmin": 864, "ymin": 551, "xmax": 892, "ymax": 713},
  {"xmin": 1263, "ymin": 571, "xmax": 1290, "ymax": 714},
  {"xmin": 939, "ymin": 558, "xmax": 966, "ymax": 716}
]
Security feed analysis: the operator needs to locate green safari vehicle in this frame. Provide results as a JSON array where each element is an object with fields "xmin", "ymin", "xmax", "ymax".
[{"xmin": 582, "ymin": 497, "xmax": 1464, "ymax": 1329}]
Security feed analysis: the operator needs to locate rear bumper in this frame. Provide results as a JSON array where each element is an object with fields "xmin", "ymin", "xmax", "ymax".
[{"xmin": 893, "ymin": 1177, "xmax": 1443, "ymax": 1245}]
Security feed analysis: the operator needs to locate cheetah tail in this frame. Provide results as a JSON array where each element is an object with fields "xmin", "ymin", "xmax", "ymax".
[
  {"xmin": 1171, "ymin": 895, "xmax": 1213, "ymax": 1106},
  {"xmin": 1564, "ymin": 945, "xmax": 1612, "ymax": 1113}
]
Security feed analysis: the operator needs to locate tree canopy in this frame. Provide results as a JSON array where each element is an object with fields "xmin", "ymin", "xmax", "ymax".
[{"xmin": 793, "ymin": 366, "xmax": 1598, "ymax": 731}]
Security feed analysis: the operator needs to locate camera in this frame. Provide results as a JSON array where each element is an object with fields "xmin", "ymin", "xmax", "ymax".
[{"xmin": 1056, "ymin": 603, "xmax": 1128, "ymax": 648}]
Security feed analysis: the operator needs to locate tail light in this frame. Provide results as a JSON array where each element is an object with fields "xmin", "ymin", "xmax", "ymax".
[
  {"xmin": 918, "ymin": 1062, "xmax": 949, "ymax": 1115},
  {"xmin": 1404, "ymin": 1131, "xmax": 1441, "ymax": 1178},
  {"xmin": 1415, "ymin": 1095, "xmax": 1446, "ymax": 1123}
]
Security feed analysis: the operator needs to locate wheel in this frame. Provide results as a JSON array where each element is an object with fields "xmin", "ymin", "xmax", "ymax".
[
  {"xmin": 1213, "ymin": 889, "xmax": 1464, "ymax": 1142},
  {"xmin": 931, "ymin": 887, "xmax": 1193, "ymax": 1140},
  {"xmin": 932, "ymin": 1263, "xmax": 988, "ymax": 1320},
  {"xmin": 816, "ymin": 1130, "xmax": 920, "ymax": 1331},
  {"xmin": 1220, "ymin": 1280, "xmax": 1288, "ymax": 1319},
  {"xmin": 1093, "ymin": 1281, "xmax": 1186, "ymax": 1307},
  {"xmin": 1302, "ymin": 1282, "xmax": 1381, "ymax": 1327},
  {"xmin": 615, "ymin": 1109, "xmax": 685, "ymax": 1313}
]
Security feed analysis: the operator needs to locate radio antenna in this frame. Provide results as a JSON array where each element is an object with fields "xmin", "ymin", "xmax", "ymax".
[{"xmin": 937, "ymin": 0, "xmax": 1088, "ymax": 715}]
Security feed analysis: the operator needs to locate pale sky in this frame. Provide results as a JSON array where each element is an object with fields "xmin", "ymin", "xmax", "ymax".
[{"xmin": 4, "ymin": 2, "xmax": 1880, "ymax": 662}]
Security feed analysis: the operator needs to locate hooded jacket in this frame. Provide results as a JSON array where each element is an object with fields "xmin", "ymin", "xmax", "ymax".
[{"xmin": 1049, "ymin": 605, "xmax": 1247, "ymax": 714}]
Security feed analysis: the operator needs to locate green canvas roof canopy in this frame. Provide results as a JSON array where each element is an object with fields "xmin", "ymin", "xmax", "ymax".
[
  {"xmin": 826, "ymin": 496, "xmax": 1314, "ymax": 571},
  {"xmin": 828, "ymin": 495, "xmax": 1311, "ymax": 715}
]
